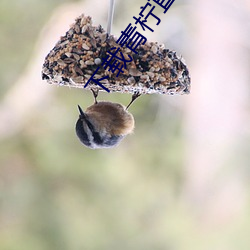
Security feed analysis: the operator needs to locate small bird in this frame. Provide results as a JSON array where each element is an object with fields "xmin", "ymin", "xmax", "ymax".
[{"xmin": 75, "ymin": 90, "xmax": 140, "ymax": 149}]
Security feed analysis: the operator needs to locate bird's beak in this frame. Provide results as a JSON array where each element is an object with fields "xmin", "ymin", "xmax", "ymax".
[{"xmin": 77, "ymin": 105, "xmax": 86, "ymax": 119}]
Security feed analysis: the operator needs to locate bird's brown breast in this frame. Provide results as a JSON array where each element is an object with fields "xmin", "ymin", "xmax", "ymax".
[{"xmin": 86, "ymin": 102, "xmax": 134, "ymax": 135}]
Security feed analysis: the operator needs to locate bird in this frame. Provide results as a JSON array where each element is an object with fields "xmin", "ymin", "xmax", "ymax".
[{"xmin": 75, "ymin": 90, "xmax": 140, "ymax": 149}]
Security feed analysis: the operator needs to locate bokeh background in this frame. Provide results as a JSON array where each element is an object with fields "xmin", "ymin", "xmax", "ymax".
[{"xmin": 1, "ymin": 0, "xmax": 250, "ymax": 249}]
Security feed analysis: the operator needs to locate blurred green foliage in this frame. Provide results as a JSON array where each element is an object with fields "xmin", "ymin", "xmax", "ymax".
[{"xmin": 0, "ymin": 0, "xmax": 71, "ymax": 97}]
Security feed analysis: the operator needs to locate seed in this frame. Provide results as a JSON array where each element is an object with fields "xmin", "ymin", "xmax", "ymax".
[
  {"xmin": 74, "ymin": 66, "xmax": 83, "ymax": 75},
  {"xmin": 73, "ymin": 53, "xmax": 80, "ymax": 60},
  {"xmin": 75, "ymin": 24, "xmax": 80, "ymax": 34},
  {"xmin": 63, "ymin": 58, "xmax": 75, "ymax": 64},
  {"xmin": 72, "ymin": 48, "xmax": 85, "ymax": 55},
  {"xmin": 100, "ymin": 33, "xmax": 107, "ymax": 43},
  {"xmin": 85, "ymin": 60, "xmax": 94, "ymax": 65},
  {"xmin": 82, "ymin": 43, "xmax": 90, "ymax": 50},
  {"xmin": 149, "ymin": 67, "xmax": 155, "ymax": 72},
  {"xmin": 90, "ymin": 38, "xmax": 97, "ymax": 48},
  {"xmin": 57, "ymin": 59, "xmax": 67, "ymax": 66},
  {"xmin": 151, "ymin": 45, "xmax": 158, "ymax": 54},
  {"xmin": 81, "ymin": 25, "xmax": 88, "ymax": 33},
  {"xmin": 129, "ymin": 68, "xmax": 142, "ymax": 76},
  {"xmin": 100, "ymin": 79, "xmax": 109, "ymax": 84},
  {"xmin": 127, "ymin": 77, "xmax": 135, "ymax": 84},
  {"xmin": 147, "ymin": 72, "xmax": 154, "ymax": 78},
  {"xmin": 140, "ymin": 75, "xmax": 149, "ymax": 81},
  {"xmin": 59, "ymin": 40, "xmax": 69, "ymax": 47},
  {"xmin": 72, "ymin": 76, "xmax": 84, "ymax": 83}
]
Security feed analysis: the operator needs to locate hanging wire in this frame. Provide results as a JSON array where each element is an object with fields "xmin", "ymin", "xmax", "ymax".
[{"xmin": 107, "ymin": 0, "xmax": 115, "ymax": 34}]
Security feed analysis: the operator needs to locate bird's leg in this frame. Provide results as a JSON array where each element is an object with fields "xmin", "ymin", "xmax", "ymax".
[
  {"xmin": 91, "ymin": 89, "xmax": 99, "ymax": 104},
  {"xmin": 126, "ymin": 92, "xmax": 141, "ymax": 110}
]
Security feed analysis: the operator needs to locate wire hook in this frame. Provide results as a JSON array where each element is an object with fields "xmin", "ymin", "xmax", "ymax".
[{"xmin": 107, "ymin": 0, "xmax": 115, "ymax": 34}]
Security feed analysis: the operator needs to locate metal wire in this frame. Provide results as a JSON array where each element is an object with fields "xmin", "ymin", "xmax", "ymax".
[{"xmin": 107, "ymin": 0, "xmax": 115, "ymax": 34}]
